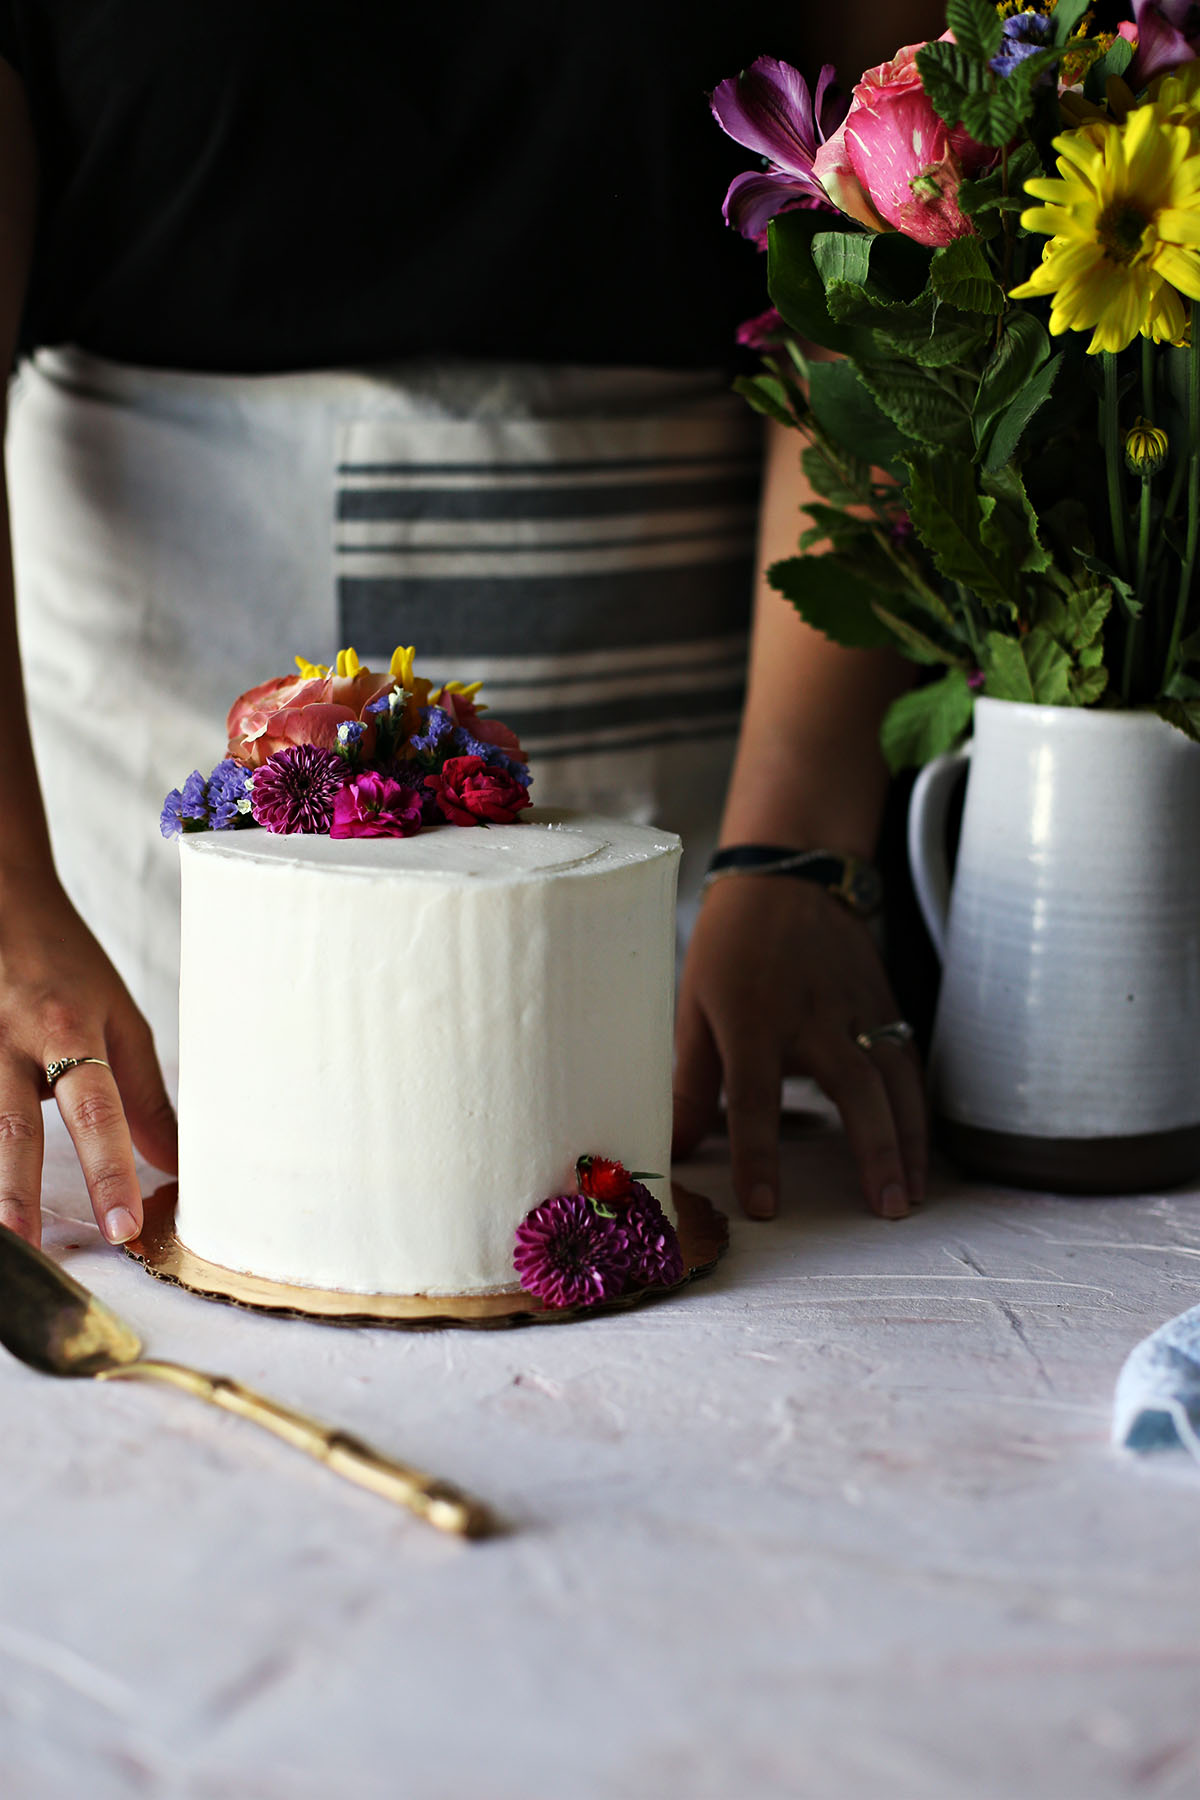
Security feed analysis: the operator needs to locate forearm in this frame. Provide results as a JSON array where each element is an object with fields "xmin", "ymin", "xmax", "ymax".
[
  {"xmin": 720, "ymin": 419, "xmax": 914, "ymax": 860},
  {"xmin": 0, "ymin": 472, "xmax": 55, "ymax": 886}
]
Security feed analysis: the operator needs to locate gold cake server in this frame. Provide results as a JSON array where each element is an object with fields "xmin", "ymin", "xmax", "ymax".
[{"xmin": 0, "ymin": 1223, "xmax": 493, "ymax": 1537}]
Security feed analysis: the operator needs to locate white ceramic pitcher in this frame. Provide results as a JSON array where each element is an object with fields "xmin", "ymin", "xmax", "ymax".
[{"xmin": 907, "ymin": 696, "xmax": 1200, "ymax": 1192}]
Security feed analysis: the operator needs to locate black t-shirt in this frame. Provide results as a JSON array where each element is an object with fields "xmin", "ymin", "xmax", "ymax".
[{"xmin": 0, "ymin": 2, "xmax": 800, "ymax": 374}]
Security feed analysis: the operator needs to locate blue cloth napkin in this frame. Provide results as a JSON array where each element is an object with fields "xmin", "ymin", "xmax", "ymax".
[{"xmin": 1113, "ymin": 1303, "xmax": 1200, "ymax": 1459}]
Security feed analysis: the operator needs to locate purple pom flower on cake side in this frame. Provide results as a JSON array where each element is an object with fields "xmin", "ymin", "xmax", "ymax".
[
  {"xmin": 513, "ymin": 1193, "xmax": 632, "ymax": 1308},
  {"xmin": 250, "ymin": 745, "xmax": 347, "ymax": 834},
  {"xmin": 623, "ymin": 1183, "xmax": 685, "ymax": 1289}
]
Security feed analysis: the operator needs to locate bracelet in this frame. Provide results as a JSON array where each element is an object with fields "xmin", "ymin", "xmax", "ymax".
[{"xmin": 702, "ymin": 844, "xmax": 883, "ymax": 918}]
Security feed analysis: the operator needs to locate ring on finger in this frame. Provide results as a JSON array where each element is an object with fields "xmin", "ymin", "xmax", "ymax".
[
  {"xmin": 853, "ymin": 1021, "xmax": 914, "ymax": 1054},
  {"xmin": 45, "ymin": 1056, "xmax": 113, "ymax": 1091}
]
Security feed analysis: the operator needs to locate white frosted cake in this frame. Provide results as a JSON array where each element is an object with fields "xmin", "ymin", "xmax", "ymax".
[{"xmin": 175, "ymin": 810, "xmax": 681, "ymax": 1295}]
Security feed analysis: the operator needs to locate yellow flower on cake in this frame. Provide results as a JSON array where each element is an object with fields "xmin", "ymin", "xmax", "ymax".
[{"xmin": 1010, "ymin": 103, "xmax": 1200, "ymax": 353}]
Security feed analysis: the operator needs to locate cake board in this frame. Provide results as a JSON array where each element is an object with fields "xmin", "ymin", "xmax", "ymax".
[{"xmin": 125, "ymin": 1183, "xmax": 728, "ymax": 1329}]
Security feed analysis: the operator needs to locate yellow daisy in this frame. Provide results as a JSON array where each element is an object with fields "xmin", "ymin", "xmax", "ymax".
[{"xmin": 1010, "ymin": 103, "xmax": 1200, "ymax": 353}]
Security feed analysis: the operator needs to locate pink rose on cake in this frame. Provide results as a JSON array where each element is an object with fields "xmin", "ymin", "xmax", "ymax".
[
  {"xmin": 330, "ymin": 771, "xmax": 424, "ymax": 839},
  {"xmin": 227, "ymin": 665, "xmax": 397, "ymax": 768},
  {"xmin": 427, "ymin": 756, "xmax": 533, "ymax": 826},
  {"xmin": 811, "ymin": 35, "xmax": 992, "ymax": 247}
]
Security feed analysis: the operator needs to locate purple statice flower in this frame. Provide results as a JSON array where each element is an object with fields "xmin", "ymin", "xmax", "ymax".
[
  {"xmin": 364, "ymin": 694, "xmax": 393, "ymax": 716},
  {"xmin": 160, "ymin": 770, "xmax": 209, "ymax": 838},
  {"xmin": 206, "ymin": 757, "xmax": 255, "ymax": 829},
  {"xmin": 1128, "ymin": 0, "xmax": 1200, "ymax": 84},
  {"xmin": 513, "ymin": 1193, "xmax": 632, "ymax": 1308},
  {"xmin": 711, "ymin": 57, "xmax": 846, "ymax": 242},
  {"xmin": 410, "ymin": 705, "xmax": 455, "ymax": 756},
  {"xmin": 250, "ymin": 745, "xmax": 347, "ymax": 834},
  {"xmin": 990, "ymin": 9, "xmax": 1053, "ymax": 76},
  {"xmin": 336, "ymin": 720, "xmax": 367, "ymax": 752},
  {"xmin": 623, "ymin": 1184, "xmax": 685, "ymax": 1290}
]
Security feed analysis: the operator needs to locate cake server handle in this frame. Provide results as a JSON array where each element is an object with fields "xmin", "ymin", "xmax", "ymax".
[{"xmin": 97, "ymin": 1359, "xmax": 494, "ymax": 1536}]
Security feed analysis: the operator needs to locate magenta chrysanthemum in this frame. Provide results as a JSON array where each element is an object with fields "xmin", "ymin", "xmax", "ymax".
[
  {"xmin": 513, "ymin": 1193, "xmax": 632, "ymax": 1308},
  {"xmin": 623, "ymin": 1184, "xmax": 684, "ymax": 1289},
  {"xmin": 250, "ymin": 745, "xmax": 347, "ymax": 833}
]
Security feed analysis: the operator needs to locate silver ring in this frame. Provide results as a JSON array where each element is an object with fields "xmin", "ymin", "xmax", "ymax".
[
  {"xmin": 45, "ymin": 1056, "xmax": 113, "ymax": 1089},
  {"xmin": 854, "ymin": 1022, "xmax": 914, "ymax": 1053}
]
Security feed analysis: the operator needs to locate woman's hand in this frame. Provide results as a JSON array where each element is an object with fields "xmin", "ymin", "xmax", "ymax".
[
  {"xmin": 0, "ymin": 873, "xmax": 177, "ymax": 1247},
  {"xmin": 672, "ymin": 874, "xmax": 926, "ymax": 1221}
]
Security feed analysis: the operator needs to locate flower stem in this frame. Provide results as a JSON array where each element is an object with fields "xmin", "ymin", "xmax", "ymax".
[
  {"xmin": 1103, "ymin": 352, "xmax": 1130, "ymax": 579},
  {"xmin": 1163, "ymin": 330, "xmax": 1200, "ymax": 687}
]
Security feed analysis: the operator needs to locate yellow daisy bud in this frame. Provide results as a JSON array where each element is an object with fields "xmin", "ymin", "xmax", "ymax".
[{"xmin": 1124, "ymin": 417, "xmax": 1169, "ymax": 475}]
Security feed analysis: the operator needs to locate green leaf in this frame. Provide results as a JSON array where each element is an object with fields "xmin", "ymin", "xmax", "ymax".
[
  {"xmin": 1020, "ymin": 627, "xmax": 1074, "ymax": 703},
  {"xmin": 800, "ymin": 444, "xmax": 872, "ymax": 507},
  {"xmin": 915, "ymin": 40, "xmax": 987, "ymax": 130},
  {"xmin": 981, "ymin": 464, "xmax": 1053, "ymax": 576},
  {"xmin": 879, "ymin": 669, "xmax": 974, "ymax": 772},
  {"xmin": 797, "ymin": 503, "xmax": 879, "ymax": 553},
  {"xmin": 1051, "ymin": 0, "xmax": 1090, "ymax": 44},
  {"xmin": 945, "ymin": 0, "xmax": 1002, "ymax": 61},
  {"xmin": 982, "ymin": 632, "xmax": 1035, "ymax": 702},
  {"xmin": 768, "ymin": 212, "xmax": 869, "ymax": 357},
  {"xmin": 1083, "ymin": 33, "xmax": 1133, "ymax": 102},
  {"xmin": 1076, "ymin": 549, "xmax": 1140, "ymax": 619},
  {"xmin": 973, "ymin": 313, "xmax": 1051, "ymax": 456},
  {"xmin": 1155, "ymin": 698, "xmax": 1200, "ymax": 743},
  {"xmin": 731, "ymin": 374, "xmax": 795, "ymax": 429},
  {"xmin": 811, "ymin": 232, "xmax": 873, "ymax": 290},
  {"xmin": 904, "ymin": 450, "xmax": 1018, "ymax": 609},
  {"xmin": 854, "ymin": 362, "xmax": 973, "ymax": 449},
  {"xmin": 875, "ymin": 308, "xmax": 989, "ymax": 369},
  {"xmin": 981, "ymin": 352, "xmax": 1063, "ymax": 473},
  {"xmin": 959, "ymin": 143, "xmax": 1042, "ymax": 220},
  {"xmin": 807, "ymin": 359, "xmax": 907, "ymax": 466},
  {"xmin": 768, "ymin": 555, "xmax": 897, "ymax": 650},
  {"xmin": 931, "ymin": 237, "xmax": 1005, "ymax": 315},
  {"xmin": 870, "ymin": 603, "xmax": 961, "ymax": 666}
]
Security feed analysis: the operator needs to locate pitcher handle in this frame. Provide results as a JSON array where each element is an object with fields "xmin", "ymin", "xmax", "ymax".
[{"xmin": 906, "ymin": 742, "xmax": 971, "ymax": 962}]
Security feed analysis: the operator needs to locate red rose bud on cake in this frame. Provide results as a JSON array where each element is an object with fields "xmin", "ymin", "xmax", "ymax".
[
  {"xmin": 576, "ymin": 1155, "xmax": 635, "ymax": 1204},
  {"xmin": 427, "ymin": 756, "xmax": 533, "ymax": 827},
  {"xmin": 330, "ymin": 771, "xmax": 424, "ymax": 839}
]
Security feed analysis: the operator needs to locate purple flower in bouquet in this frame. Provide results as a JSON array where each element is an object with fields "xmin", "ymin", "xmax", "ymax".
[
  {"xmin": 410, "ymin": 705, "xmax": 455, "ymax": 757},
  {"xmin": 250, "ymin": 744, "xmax": 347, "ymax": 834},
  {"xmin": 513, "ymin": 1193, "xmax": 632, "ymax": 1308},
  {"xmin": 329, "ymin": 769, "xmax": 424, "ymax": 839},
  {"xmin": 206, "ymin": 757, "xmax": 255, "ymax": 829},
  {"xmin": 989, "ymin": 9, "xmax": 1053, "ymax": 76},
  {"xmin": 711, "ymin": 57, "xmax": 846, "ymax": 242},
  {"xmin": 1128, "ymin": 0, "xmax": 1200, "ymax": 83},
  {"xmin": 623, "ymin": 1183, "xmax": 685, "ymax": 1289},
  {"xmin": 159, "ymin": 769, "xmax": 209, "ymax": 838}
]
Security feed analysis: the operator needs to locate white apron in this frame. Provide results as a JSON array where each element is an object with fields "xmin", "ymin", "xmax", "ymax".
[{"xmin": 7, "ymin": 347, "xmax": 760, "ymax": 1053}]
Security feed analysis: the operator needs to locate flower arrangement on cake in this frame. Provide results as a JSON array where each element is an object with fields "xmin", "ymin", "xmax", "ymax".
[
  {"xmin": 514, "ymin": 1155, "xmax": 684, "ymax": 1308},
  {"xmin": 160, "ymin": 645, "xmax": 532, "ymax": 838},
  {"xmin": 714, "ymin": 0, "xmax": 1200, "ymax": 767}
]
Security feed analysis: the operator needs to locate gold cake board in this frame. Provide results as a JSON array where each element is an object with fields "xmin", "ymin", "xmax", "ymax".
[{"xmin": 125, "ymin": 1183, "xmax": 728, "ymax": 1329}]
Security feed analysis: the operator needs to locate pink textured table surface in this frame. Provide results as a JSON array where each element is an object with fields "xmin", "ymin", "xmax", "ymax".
[{"xmin": 4, "ymin": 1099, "xmax": 1200, "ymax": 1800}]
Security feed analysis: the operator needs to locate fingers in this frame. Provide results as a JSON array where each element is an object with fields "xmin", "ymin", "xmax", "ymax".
[
  {"xmin": 816, "ymin": 1038, "xmax": 913, "ymax": 1220},
  {"xmin": 720, "ymin": 1040, "xmax": 782, "ymax": 1222},
  {"xmin": 672, "ymin": 984, "xmax": 723, "ymax": 1160},
  {"xmin": 49, "ymin": 1059, "xmax": 143, "ymax": 1244},
  {"xmin": 107, "ymin": 1005, "xmax": 178, "ymax": 1175},
  {"xmin": 869, "ymin": 1039, "xmax": 927, "ymax": 1205},
  {"xmin": 0, "ymin": 1085, "xmax": 44, "ymax": 1246}
]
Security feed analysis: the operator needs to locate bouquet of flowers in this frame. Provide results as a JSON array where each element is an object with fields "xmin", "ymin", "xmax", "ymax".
[
  {"xmin": 160, "ymin": 645, "xmax": 532, "ymax": 839},
  {"xmin": 714, "ymin": 0, "xmax": 1200, "ymax": 767}
]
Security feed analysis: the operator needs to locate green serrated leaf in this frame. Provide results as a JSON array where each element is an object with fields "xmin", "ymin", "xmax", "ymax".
[
  {"xmin": 800, "ymin": 444, "xmax": 872, "ymax": 507},
  {"xmin": 767, "ymin": 212, "xmax": 869, "ymax": 358},
  {"xmin": 1155, "ymin": 698, "xmax": 1200, "ymax": 743},
  {"xmin": 807, "ymin": 359, "xmax": 907, "ymax": 466},
  {"xmin": 1076, "ymin": 549, "xmax": 1140, "ymax": 618},
  {"xmin": 1052, "ymin": 0, "xmax": 1090, "ymax": 44},
  {"xmin": 875, "ymin": 308, "xmax": 989, "ymax": 370},
  {"xmin": 855, "ymin": 362, "xmax": 973, "ymax": 449},
  {"xmin": 904, "ymin": 450, "xmax": 1018, "ymax": 610},
  {"xmin": 1083, "ymin": 32, "xmax": 1133, "ymax": 101},
  {"xmin": 930, "ymin": 237, "xmax": 1005, "ymax": 315},
  {"xmin": 973, "ymin": 313, "xmax": 1051, "ymax": 454},
  {"xmin": 959, "ymin": 142, "xmax": 1042, "ymax": 218},
  {"xmin": 945, "ymin": 0, "xmax": 1003, "ymax": 61},
  {"xmin": 1020, "ymin": 626, "xmax": 1074, "ymax": 703},
  {"xmin": 870, "ymin": 603, "xmax": 960, "ymax": 666},
  {"xmin": 982, "ymin": 464, "xmax": 1053, "ymax": 575},
  {"xmin": 880, "ymin": 669, "xmax": 974, "ymax": 772},
  {"xmin": 797, "ymin": 504, "xmax": 879, "ymax": 553},
  {"xmin": 915, "ymin": 40, "xmax": 986, "ymax": 129},
  {"xmin": 982, "ymin": 352, "xmax": 1063, "ymax": 472},
  {"xmin": 982, "ymin": 631, "xmax": 1035, "ymax": 701},
  {"xmin": 811, "ymin": 232, "xmax": 873, "ymax": 290},
  {"xmin": 1071, "ymin": 663, "xmax": 1109, "ymax": 706},
  {"xmin": 767, "ymin": 555, "xmax": 898, "ymax": 650},
  {"xmin": 731, "ymin": 374, "xmax": 795, "ymax": 429}
]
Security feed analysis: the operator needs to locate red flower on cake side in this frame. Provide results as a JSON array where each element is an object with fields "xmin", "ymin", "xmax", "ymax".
[{"xmin": 427, "ymin": 755, "xmax": 534, "ymax": 826}]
